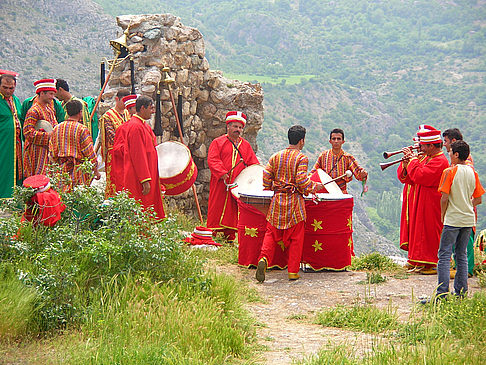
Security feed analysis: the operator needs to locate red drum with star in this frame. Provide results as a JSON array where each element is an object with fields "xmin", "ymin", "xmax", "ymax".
[
  {"xmin": 236, "ymin": 190, "xmax": 287, "ymax": 269},
  {"xmin": 302, "ymin": 193, "xmax": 354, "ymax": 271}
]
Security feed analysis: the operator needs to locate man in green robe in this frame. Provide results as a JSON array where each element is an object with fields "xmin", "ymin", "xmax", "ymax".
[{"xmin": 0, "ymin": 72, "xmax": 23, "ymax": 198}]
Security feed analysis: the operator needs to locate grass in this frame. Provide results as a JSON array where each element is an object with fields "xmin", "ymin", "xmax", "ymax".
[
  {"xmin": 302, "ymin": 291, "xmax": 486, "ymax": 365},
  {"xmin": 315, "ymin": 302, "xmax": 398, "ymax": 334},
  {"xmin": 223, "ymin": 72, "xmax": 317, "ymax": 85},
  {"xmin": 357, "ymin": 272, "xmax": 388, "ymax": 285}
]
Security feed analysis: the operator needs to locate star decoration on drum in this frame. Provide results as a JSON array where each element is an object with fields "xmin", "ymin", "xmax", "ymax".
[
  {"xmin": 348, "ymin": 237, "xmax": 353, "ymax": 248},
  {"xmin": 347, "ymin": 216, "xmax": 353, "ymax": 230},
  {"xmin": 244, "ymin": 227, "xmax": 258, "ymax": 237},
  {"xmin": 311, "ymin": 219, "xmax": 323, "ymax": 232},
  {"xmin": 277, "ymin": 240, "xmax": 285, "ymax": 251},
  {"xmin": 313, "ymin": 240, "xmax": 323, "ymax": 252}
]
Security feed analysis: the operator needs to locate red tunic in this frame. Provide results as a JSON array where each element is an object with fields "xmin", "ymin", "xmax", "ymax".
[
  {"xmin": 111, "ymin": 114, "xmax": 165, "ymax": 221},
  {"xmin": 397, "ymin": 162, "xmax": 416, "ymax": 251},
  {"xmin": 207, "ymin": 135, "xmax": 258, "ymax": 231},
  {"xmin": 401, "ymin": 152, "xmax": 449, "ymax": 265}
]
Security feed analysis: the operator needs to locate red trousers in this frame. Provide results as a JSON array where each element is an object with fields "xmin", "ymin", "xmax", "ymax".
[{"xmin": 259, "ymin": 221, "xmax": 304, "ymax": 274}]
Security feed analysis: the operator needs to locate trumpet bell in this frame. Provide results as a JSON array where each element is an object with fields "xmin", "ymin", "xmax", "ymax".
[{"xmin": 110, "ymin": 33, "xmax": 129, "ymax": 57}]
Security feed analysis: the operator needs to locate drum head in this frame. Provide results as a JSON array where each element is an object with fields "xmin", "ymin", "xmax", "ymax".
[
  {"xmin": 232, "ymin": 164, "xmax": 265, "ymax": 198},
  {"xmin": 34, "ymin": 120, "xmax": 54, "ymax": 133},
  {"xmin": 156, "ymin": 141, "xmax": 191, "ymax": 178},
  {"xmin": 239, "ymin": 190, "xmax": 274, "ymax": 199},
  {"xmin": 316, "ymin": 169, "xmax": 343, "ymax": 195}
]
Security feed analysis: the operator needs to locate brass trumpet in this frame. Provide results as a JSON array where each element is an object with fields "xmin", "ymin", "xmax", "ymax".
[{"xmin": 383, "ymin": 144, "xmax": 420, "ymax": 159}]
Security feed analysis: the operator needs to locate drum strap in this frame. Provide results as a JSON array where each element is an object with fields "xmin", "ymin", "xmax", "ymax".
[{"xmin": 227, "ymin": 137, "xmax": 248, "ymax": 167}]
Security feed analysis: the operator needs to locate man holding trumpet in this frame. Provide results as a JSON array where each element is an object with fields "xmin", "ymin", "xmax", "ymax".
[{"xmin": 397, "ymin": 126, "xmax": 449, "ymax": 274}]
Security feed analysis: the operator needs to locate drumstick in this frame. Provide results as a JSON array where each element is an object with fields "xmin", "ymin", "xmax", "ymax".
[{"xmin": 322, "ymin": 170, "xmax": 352, "ymax": 185}]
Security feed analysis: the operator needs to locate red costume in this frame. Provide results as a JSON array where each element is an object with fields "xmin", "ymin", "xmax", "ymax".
[
  {"xmin": 111, "ymin": 114, "xmax": 165, "ymax": 220},
  {"xmin": 399, "ymin": 152, "xmax": 449, "ymax": 266},
  {"xmin": 207, "ymin": 134, "xmax": 258, "ymax": 238}
]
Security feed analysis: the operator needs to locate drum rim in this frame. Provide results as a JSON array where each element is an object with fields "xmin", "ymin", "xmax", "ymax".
[{"xmin": 157, "ymin": 141, "xmax": 194, "ymax": 179}]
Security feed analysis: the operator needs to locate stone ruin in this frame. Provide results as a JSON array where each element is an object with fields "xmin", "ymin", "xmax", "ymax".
[{"xmin": 100, "ymin": 14, "xmax": 264, "ymax": 219}]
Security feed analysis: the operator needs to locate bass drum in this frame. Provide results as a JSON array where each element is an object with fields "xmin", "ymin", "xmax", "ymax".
[
  {"xmin": 156, "ymin": 141, "xmax": 198, "ymax": 195},
  {"xmin": 231, "ymin": 164, "xmax": 266, "ymax": 199}
]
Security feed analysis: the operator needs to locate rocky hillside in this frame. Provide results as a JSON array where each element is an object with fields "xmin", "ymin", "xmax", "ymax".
[{"xmin": 0, "ymin": 0, "xmax": 117, "ymax": 99}]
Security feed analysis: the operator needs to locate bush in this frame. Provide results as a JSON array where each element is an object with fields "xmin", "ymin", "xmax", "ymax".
[
  {"xmin": 0, "ymin": 185, "xmax": 204, "ymax": 333},
  {"xmin": 350, "ymin": 252, "xmax": 400, "ymax": 271}
]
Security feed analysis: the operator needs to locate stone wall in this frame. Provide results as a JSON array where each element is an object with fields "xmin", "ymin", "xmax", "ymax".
[{"xmin": 101, "ymin": 14, "xmax": 264, "ymax": 219}]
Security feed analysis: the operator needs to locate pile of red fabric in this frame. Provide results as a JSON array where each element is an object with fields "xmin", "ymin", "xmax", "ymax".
[
  {"xmin": 184, "ymin": 226, "xmax": 221, "ymax": 247},
  {"xmin": 21, "ymin": 175, "xmax": 65, "ymax": 227}
]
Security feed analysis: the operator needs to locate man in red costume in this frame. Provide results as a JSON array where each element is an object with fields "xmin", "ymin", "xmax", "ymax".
[
  {"xmin": 111, "ymin": 95, "xmax": 165, "ymax": 221},
  {"xmin": 256, "ymin": 125, "xmax": 323, "ymax": 282},
  {"xmin": 23, "ymin": 79, "xmax": 58, "ymax": 177},
  {"xmin": 99, "ymin": 89, "xmax": 130, "ymax": 197},
  {"xmin": 207, "ymin": 111, "xmax": 259, "ymax": 242},
  {"xmin": 399, "ymin": 127, "xmax": 449, "ymax": 274}
]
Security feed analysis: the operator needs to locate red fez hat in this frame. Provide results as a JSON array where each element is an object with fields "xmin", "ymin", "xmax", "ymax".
[
  {"xmin": 34, "ymin": 78, "xmax": 56, "ymax": 93},
  {"xmin": 23, "ymin": 174, "xmax": 51, "ymax": 193},
  {"xmin": 225, "ymin": 111, "xmax": 246, "ymax": 126},
  {"xmin": 122, "ymin": 94, "xmax": 137, "ymax": 109},
  {"xmin": 418, "ymin": 129, "xmax": 442, "ymax": 144},
  {"xmin": 0, "ymin": 69, "xmax": 19, "ymax": 77}
]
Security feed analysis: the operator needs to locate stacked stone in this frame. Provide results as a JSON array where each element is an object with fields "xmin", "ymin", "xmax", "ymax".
[{"xmin": 101, "ymin": 14, "xmax": 264, "ymax": 217}]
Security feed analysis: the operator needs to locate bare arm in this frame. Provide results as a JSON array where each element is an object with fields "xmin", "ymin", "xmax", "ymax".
[
  {"xmin": 472, "ymin": 196, "xmax": 482, "ymax": 207},
  {"xmin": 440, "ymin": 192, "xmax": 449, "ymax": 223}
]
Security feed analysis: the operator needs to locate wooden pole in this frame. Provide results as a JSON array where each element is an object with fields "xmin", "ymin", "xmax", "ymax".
[{"xmin": 164, "ymin": 70, "xmax": 204, "ymax": 224}]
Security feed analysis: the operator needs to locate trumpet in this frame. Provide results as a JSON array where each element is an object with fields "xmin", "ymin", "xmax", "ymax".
[
  {"xmin": 380, "ymin": 152, "xmax": 424, "ymax": 171},
  {"xmin": 382, "ymin": 144, "xmax": 420, "ymax": 159}
]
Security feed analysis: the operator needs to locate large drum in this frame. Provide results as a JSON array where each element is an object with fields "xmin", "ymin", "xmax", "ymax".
[
  {"xmin": 231, "ymin": 164, "xmax": 266, "ymax": 199},
  {"xmin": 237, "ymin": 195, "xmax": 288, "ymax": 269},
  {"xmin": 302, "ymin": 193, "xmax": 354, "ymax": 271},
  {"xmin": 156, "ymin": 141, "xmax": 197, "ymax": 196},
  {"xmin": 235, "ymin": 165, "xmax": 287, "ymax": 268}
]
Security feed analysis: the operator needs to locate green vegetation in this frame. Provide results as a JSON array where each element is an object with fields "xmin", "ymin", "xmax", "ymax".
[
  {"xmin": 350, "ymin": 252, "xmax": 401, "ymax": 272},
  {"xmin": 0, "ymin": 183, "xmax": 256, "ymax": 363},
  {"xmin": 308, "ymin": 292, "xmax": 486, "ymax": 364},
  {"xmin": 223, "ymin": 73, "xmax": 317, "ymax": 85},
  {"xmin": 316, "ymin": 302, "xmax": 398, "ymax": 333}
]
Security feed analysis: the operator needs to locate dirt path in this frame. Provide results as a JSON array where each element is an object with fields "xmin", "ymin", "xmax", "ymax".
[{"xmin": 227, "ymin": 266, "xmax": 484, "ymax": 364}]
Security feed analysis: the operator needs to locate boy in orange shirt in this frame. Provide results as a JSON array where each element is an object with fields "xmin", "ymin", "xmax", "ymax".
[{"xmin": 436, "ymin": 140, "xmax": 484, "ymax": 299}]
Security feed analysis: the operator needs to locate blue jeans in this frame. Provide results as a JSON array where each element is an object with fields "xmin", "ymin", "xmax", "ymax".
[{"xmin": 437, "ymin": 225, "xmax": 472, "ymax": 297}]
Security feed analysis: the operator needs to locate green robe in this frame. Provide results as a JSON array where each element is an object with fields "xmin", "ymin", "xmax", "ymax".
[
  {"xmin": 0, "ymin": 93, "xmax": 22, "ymax": 198},
  {"xmin": 20, "ymin": 96, "xmax": 66, "ymax": 126}
]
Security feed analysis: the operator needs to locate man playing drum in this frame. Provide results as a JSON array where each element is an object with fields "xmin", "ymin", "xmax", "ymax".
[
  {"xmin": 111, "ymin": 96, "xmax": 165, "ymax": 221},
  {"xmin": 207, "ymin": 111, "xmax": 259, "ymax": 243},
  {"xmin": 310, "ymin": 128, "xmax": 367, "ymax": 194},
  {"xmin": 256, "ymin": 125, "xmax": 324, "ymax": 282}
]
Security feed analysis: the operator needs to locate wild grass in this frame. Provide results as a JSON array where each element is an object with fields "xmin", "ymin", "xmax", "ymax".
[
  {"xmin": 315, "ymin": 302, "xmax": 398, "ymax": 334},
  {"xmin": 0, "ymin": 267, "xmax": 39, "ymax": 340},
  {"xmin": 349, "ymin": 252, "xmax": 401, "ymax": 272},
  {"xmin": 302, "ymin": 291, "xmax": 486, "ymax": 365}
]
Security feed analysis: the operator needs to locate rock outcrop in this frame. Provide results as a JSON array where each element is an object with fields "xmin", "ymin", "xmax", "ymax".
[{"xmin": 101, "ymin": 14, "xmax": 264, "ymax": 218}]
